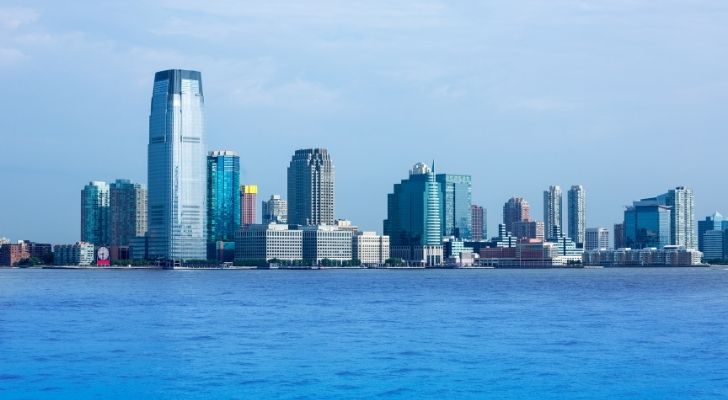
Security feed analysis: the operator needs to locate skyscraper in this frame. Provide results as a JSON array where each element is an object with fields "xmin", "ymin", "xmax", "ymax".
[
  {"xmin": 262, "ymin": 194, "xmax": 288, "ymax": 224},
  {"xmin": 109, "ymin": 179, "xmax": 147, "ymax": 256},
  {"xmin": 503, "ymin": 197, "xmax": 530, "ymax": 234},
  {"xmin": 471, "ymin": 204, "xmax": 485, "ymax": 241},
  {"xmin": 81, "ymin": 181, "xmax": 110, "ymax": 246},
  {"xmin": 698, "ymin": 212, "xmax": 724, "ymax": 252},
  {"xmin": 664, "ymin": 186, "xmax": 696, "ymax": 249},
  {"xmin": 543, "ymin": 185, "xmax": 562, "ymax": 240},
  {"xmin": 207, "ymin": 150, "xmax": 240, "ymax": 258},
  {"xmin": 287, "ymin": 148, "xmax": 335, "ymax": 226},
  {"xmin": 384, "ymin": 162, "xmax": 442, "ymax": 265},
  {"xmin": 614, "ymin": 223, "xmax": 625, "ymax": 249},
  {"xmin": 241, "ymin": 185, "xmax": 258, "ymax": 225},
  {"xmin": 624, "ymin": 199, "xmax": 672, "ymax": 249},
  {"xmin": 567, "ymin": 185, "xmax": 586, "ymax": 246},
  {"xmin": 147, "ymin": 69, "xmax": 207, "ymax": 261},
  {"xmin": 436, "ymin": 174, "xmax": 472, "ymax": 239}
]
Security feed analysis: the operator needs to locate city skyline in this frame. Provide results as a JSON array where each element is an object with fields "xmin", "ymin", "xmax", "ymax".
[{"xmin": 2, "ymin": 2, "xmax": 728, "ymax": 243}]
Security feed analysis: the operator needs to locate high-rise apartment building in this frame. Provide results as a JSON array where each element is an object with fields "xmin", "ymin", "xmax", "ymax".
[
  {"xmin": 109, "ymin": 179, "xmax": 147, "ymax": 249},
  {"xmin": 287, "ymin": 148, "xmax": 335, "ymax": 226},
  {"xmin": 436, "ymin": 174, "xmax": 472, "ymax": 239},
  {"xmin": 471, "ymin": 204, "xmax": 485, "ymax": 241},
  {"xmin": 543, "ymin": 185, "xmax": 562, "ymax": 240},
  {"xmin": 262, "ymin": 195, "xmax": 288, "ymax": 224},
  {"xmin": 585, "ymin": 227, "xmax": 609, "ymax": 251},
  {"xmin": 147, "ymin": 69, "xmax": 207, "ymax": 261},
  {"xmin": 567, "ymin": 185, "xmax": 586, "ymax": 246},
  {"xmin": 81, "ymin": 181, "xmax": 110, "ymax": 246},
  {"xmin": 613, "ymin": 223, "xmax": 625, "ymax": 249},
  {"xmin": 512, "ymin": 220, "xmax": 545, "ymax": 241},
  {"xmin": 664, "ymin": 187, "xmax": 696, "ymax": 249},
  {"xmin": 207, "ymin": 150, "xmax": 240, "ymax": 259},
  {"xmin": 503, "ymin": 197, "xmax": 530, "ymax": 234},
  {"xmin": 241, "ymin": 184, "xmax": 258, "ymax": 225}
]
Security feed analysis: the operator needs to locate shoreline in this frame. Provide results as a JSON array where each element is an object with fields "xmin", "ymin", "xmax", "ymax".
[{"xmin": 0, "ymin": 264, "xmax": 715, "ymax": 270}]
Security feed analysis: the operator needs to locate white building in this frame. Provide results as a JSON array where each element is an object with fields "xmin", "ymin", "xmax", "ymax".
[
  {"xmin": 54, "ymin": 242, "xmax": 95, "ymax": 266},
  {"xmin": 583, "ymin": 247, "xmax": 703, "ymax": 266},
  {"xmin": 585, "ymin": 227, "xmax": 610, "ymax": 251},
  {"xmin": 302, "ymin": 225, "xmax": 353, "ymax": 262},
  {"xmin": 568, "ymin": 185, "xmax": 586, "ymax": 245},
  {"xmin": 262, "ymin": 194, "xmax": 288, "ymax": 224},
  {"xmin": 543, "ymin": 185, "xmax": 563, "ymax": 240},
  {"xmin": 235, "ymin": 223, "xmax": 302, "ymax": 262},
  {"xmin": 353, "ymin": 232, "xmax": 390, "ymax": 265}
]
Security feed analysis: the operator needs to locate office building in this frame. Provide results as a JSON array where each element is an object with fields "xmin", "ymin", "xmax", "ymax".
[
  {"xmin": 54, "ymin": 242, "xmax": 95, "ymax": 266},
  {"xmin": 614, "ymin": 223, "xmax": 625, "ymax": 249},
  {"xmin": 302, "ymin": 225, "xmax": 353, "ymax": 263},
  {"xmin": 543, "ymin": 185, "xmax": 562, "ymax": 240},
  {"xmin": 235, "ymin": 223, "xmax": 303, "ymax": 262},
  {"xmin": 702, "ymin": 230, "xmax": 724, "ymax": 260},
  {"xmin": 503, "ymin": 197, "xmax": 530, "ymax": 234},
  {"xmin": 287, "ymin": 148, "xmax": 335, "ymax": 226},
  {"xmin": 698, "ymin": 212, "xmax": 723, "ymax": 252},
  {"xmin": 585, "ymin": 227, "xmax": 610, "ymax": 251},
  {"xmin": 436, "ymin": 174, "xmax": 472, "ymax": 239},
  {"xmin": 109, "ymin": 179, "xmax": 147, "ymax": 260},
  {"xmin": 207, "ymin": 150, "xmax": 240, "ymax": 241},
  {"xmin": 624, "ymin": 199, "xmax": 672, "ymax": 249},
  {"xmin": 147, "ymin": 69, "xmax": 207, "ymax": 261},
  {"xmin": 240, "ymin": 184, "xmax": 257, "ymax": 225},
  {"xmin": 353, "ymin": 232, "xmax": 390, "ymax": 265},
  {"xmin": 512, "ymin": 220, "xmax": 545, "ymax": 241},
  {"xmin": 81, "ymin": 181, "xmax": 110, "ymax": 246},
  {"xmin": 262, "ymin": 194, "xmax": 288, "ymax": 224},
  {"xmin": 384, "ymin": 162, "xmax": 442, "ymax": 266},
  {"xmin": 567, "ymin": 185, "xmax": 586, "ymax": 246}
]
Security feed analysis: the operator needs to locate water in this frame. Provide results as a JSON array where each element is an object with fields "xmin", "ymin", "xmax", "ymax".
[{"xmin": 1, "ymin": 268, "xmax": 727, "ymax": 399}]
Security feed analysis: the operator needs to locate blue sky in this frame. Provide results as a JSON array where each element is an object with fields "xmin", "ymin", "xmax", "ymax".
[{"xmin": 1, "ymin": 1, "xmax": 727, "ymax": 244}]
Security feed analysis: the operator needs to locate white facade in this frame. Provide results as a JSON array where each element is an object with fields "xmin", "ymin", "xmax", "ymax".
[
  {"xmin": 235, "ymin": 223, "xmax": 302, "ymax": 261},
  {"xmin": 568, "ymin": 185, "xmax": 586, "ymax": 245},
  {"xmin": 302, "ymin": 225, "xmax": 353, "ymax": 262},
  {"xmin": 353, "ymin": 232, "xmax": 390, "ymax": 265},
  {"xmin": 585, "ymin": 227, "xmax": 610, "ymax": 251},
  {"xmin": 54, "ymin": 242, "xmax": 95, "ymax": 266},
  {"xmin": 544, "ymin": 185, "xmax": 563, "ymax": 240},
  {"xmin": 262, "ymin": 194, "xmax": 288, "ymax": 224}
]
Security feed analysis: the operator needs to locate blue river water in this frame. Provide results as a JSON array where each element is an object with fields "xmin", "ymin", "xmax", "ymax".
[{"xmin": 1, "ymin": 267, "xmax": 727, "ymax": 399}]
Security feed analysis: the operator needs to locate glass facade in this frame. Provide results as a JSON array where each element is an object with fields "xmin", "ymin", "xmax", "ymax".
[
  {"xmin": 147, "ymin": 69, "xmax": 207, "ymax": 261},
  {"xmin": 436, "ymin": 174, "xmax": 472, "ymax": 240},
  {"xmin": 624, "ymin": 203, "xmax": 671, "ymax": 249},
  {"xmin": 81, "ymin": 181, "xmax": 110, "ymax": 245},
  {"xmin": 207, "ymin": 151, "xmax": 240, "ymax": 254},
  {"xmin": 287, "ymin": 149, "xmax": 335, "ymax": 226},
  {"xmin": 384, "ymin": 163, "xmax": 442, "ymax": 247},
  {"xmin": 544, "ymin": 185, "xmax": 563, "ymax": 240}
]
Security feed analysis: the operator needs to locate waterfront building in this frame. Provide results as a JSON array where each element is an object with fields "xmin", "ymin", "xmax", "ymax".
[
  {"xmin": 436, "ymin": 174, "xmax": 472, "ymax": 239},
  {"xmin": 54, "ymin": 242, "xmax": 95, "ymax": 266},
  {"xmin": 234, "ymin": 223, "xmax": 302, "ymax": 262},
  {"xmin": 503, "ymin": 197, "xmax": 530, "ymax": 234},
  {"xmin": 0, "ymin": 242, "xmax": 30, "ymax": 266},
  {"xmin": 614, "ymin": 223, "xmax": 625, "ymax": 249},
  {"xmin": 109, "ymin": 179, "xmax": 147, "ymax": 260},
  {"xmin": 702, "ymin": 230, "xmax": 725, "ymax": 260},
  {"xmin": 585, "ymin": 227, "xmax": 610, "ymax": 251},
  {"xmin": 491, "ymin": 224, "xmax": 518, "ymax": 248},
  {"xmin": 81, "ymin": 181, "xmax": 110, "ymax": 246},
  {"xmin": 698, "ymin": 212, "xmax": 723, "ymax": 252},
  {"xmin": 241, "ymin": 184, "xmax": 257, "ymax": 225},
  {"xmin": 470, "ymin": 205, "xmax": 486, "ymax": 241},
  {"xmin": 207, "ymin": 150, "xmax": 240, "ymax": 237},
  {"xmin": 262, "ymin": 194, "xmax": 287, "ymax": 224},
  {"xmin": 664, "ymin": 187, "xmax": 697, "ymax": 249},
  {"xmin": 583, "ymin": 247, "xmax": 703, "ymax": 267},
  {"xmin": 443, "ymin": 237, "xmax": 474, "ymax": 259},
  {"xmin": 129, "ymin": 236, "xmax": 148, "ymax": 261},
  {"xmin": 512, "ymin": 220, "xmax": 544, "ymax": 241},
  {"xmin": 567, "ymin": 185, "xmax": 586, "ymax": 246},
  {"xmin": 302, "ymin": 225, "xmax": 353, "ymax": 263},
  {"xmin": 353, "ymin": 232, "xmax": 390, "ymax": 265},
  {"xmin": 147, "ymin": 69, "xmax": 207, "ymax": 261},
  {"xmin": 551, "ymin": 235, "xmax": 584, "ymax": 262},
  {"xmin": 384, "ymin": 162, "xmax": 442, "ymax": 266},
  {"xmin": 287, "ymin": 148, "xmax": 335, "ymax": 226},
  {"xmin": 543, "ymin": 185, "xmax": 562, "ymax": 241},
  {"xmin": 624, "ymin": 199, "xmax": 672, "ymax": 249}
]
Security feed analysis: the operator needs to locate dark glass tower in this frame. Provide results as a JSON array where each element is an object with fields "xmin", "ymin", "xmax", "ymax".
[{"xmin": 287, "ymin": 148, "xmax": 335, "ymax": 226}]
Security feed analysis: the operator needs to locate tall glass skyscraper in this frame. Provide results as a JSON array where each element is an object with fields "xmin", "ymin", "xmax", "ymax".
[
  {"xmin": 384, "ymin": 162, "xmax": 442, "ymax": 247},
  {"xmin": 81, "ymin": 181, "xmax": 110, "ymax": 245},
  {"xmin": 287, "ymin": 148, "xmax": 335, "ymax": 226},
  {"xmin": 207, "ymin": 150, "xmax": 240, "ymax": 255},
  {"xmin": 544, "ymin": 185, "xmax": 563, "ymax": 240},
  {"xmin": 147, "ymin": 69, "xmax": 207, "ymax": 261},
  {"xmin": 567, "ymin": 185, "xmax": 586, "ymax": 246},
  {"xmin": 624, "ymin": 200, "xmax": 672, "ymax": 249},
  {"xmin": 436, "ymin": 174, "xmax": 472, "ymax": 239}
]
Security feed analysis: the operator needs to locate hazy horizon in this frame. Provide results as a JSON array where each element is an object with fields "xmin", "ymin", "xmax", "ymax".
[{"xmin": 1, "ymin": 1, "xmax": 727, "ymax": 244}]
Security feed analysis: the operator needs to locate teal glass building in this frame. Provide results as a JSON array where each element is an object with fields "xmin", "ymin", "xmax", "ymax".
[
  {"xmin": 436, "ymin": 174, "xmax": 472, "ymax": 239},
  {"xmin": 147, "ymin": 69, "xmax": 207, "ymax": 261},
  {"xmin": 384, "ymin": 163, "xmax": 442, "ymax": 247},
  {"xmin": 624, "ymin": 200, "xmax": 672, "ymax": 249},
  {"xmin": 207, "ymin": 150, "xmax": 240, "ymax": 259},
  {"xmin": 81, "ymin": 181, "xmax": 110, "ymax": 246}
]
